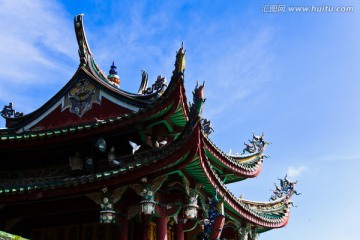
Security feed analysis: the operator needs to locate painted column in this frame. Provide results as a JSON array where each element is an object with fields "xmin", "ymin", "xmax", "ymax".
[
  {"xmin": 118, "ymin": 216, "xmax": 128, "ymax": 239},
  {"xmin": 175, "ymin": 221, "xmax": 184, "ymax": 240},
  {"xmin": 157, "ymin": 216, "xmax": 168, "ymax": 240}
]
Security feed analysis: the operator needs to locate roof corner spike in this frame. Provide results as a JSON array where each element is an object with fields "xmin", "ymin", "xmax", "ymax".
[
  {"xmin": 74, "ymin": 14, "xmax": 92, "ymax": 67},
  {"xmin": 174, "ymin": 42, "xmax": 186, "ymax": 76}
]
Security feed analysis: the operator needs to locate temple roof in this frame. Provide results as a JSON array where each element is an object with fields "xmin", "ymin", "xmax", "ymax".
[
  {"xmin": 0, "ymin": 14, "xmax": 297, "ymax": 234},
  {"xmin": 0, "ymin": 14, "xmax": 168, "ymax": 132},
  {"xmin": 0, "ymin": 119, "xmax": 293, "ymax": 231}
]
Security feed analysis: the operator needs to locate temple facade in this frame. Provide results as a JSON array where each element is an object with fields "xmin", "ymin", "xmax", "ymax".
[{"xmin": 0, "ymin": 14, "xmax": 298, "ymax": 240}]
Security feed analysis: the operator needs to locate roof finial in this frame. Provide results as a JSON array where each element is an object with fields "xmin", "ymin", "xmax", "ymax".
[
  {"xmin": 174, "ymin": 42, "xmax": 186, "ymax": 76},
  {"xmin": 109, "ymin": 61, "xmax": 117, "ymax": 75},
  {"xmin": 107, "ymin": 61, "xmax": 120, "ymax": 88}
]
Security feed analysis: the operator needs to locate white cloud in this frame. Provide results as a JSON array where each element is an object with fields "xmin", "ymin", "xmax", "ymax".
[
  {"xmin": 0, "ymin": 1, "xmax": 275, "ymax": 127},
  {"xmin": 319, "ymin": 153, "xmax": 360, "ymax": 162},
  {"xmin": 185, "ymin": 26, "xmax": 276, "ymax": 138},
  {"xmin": 0, "ymin": 0, "xmax": 77, "ymax": 86},
  {"xmin": 287, "ymin": 166, "xmax": 306, "ymax": 179},
  {"xmin": 0, "ymin": 0, "xmax": 79, "ymax": 119}
]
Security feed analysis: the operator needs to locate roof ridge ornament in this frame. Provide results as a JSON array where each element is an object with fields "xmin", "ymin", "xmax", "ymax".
[
  {"xmin": 1, "ymin": 102, "xmax": 23, "ymax": 119},
  {"xmin": 107, "ymin": 61, "xmax": 120, "ymax": 88},
  {"xmin": 74, "ymin": 14, "xmax": 92, "ymax": 67},
  {"xmin": 138, "ymin": 70, "xmax": 149, "ymax": 94},
  {"xmin": 200, "ymin": 118, "xmax": 214, "ymax": 136},
  {"xmin": 189, "ymin": 81, "xmax": 206, "ymax": 121},
  {"xmin": 73, "ymin": 14, "xmax": 115, "ymax": 85},
  {"xmin": 63, "ymin": 78, "xmax": 100, "ymax": 117},
  {"xmin": 141, "ymin": 75, "xmax": 167, "ymax": 95},
  {"xmin": 241, "ymin": 132, "xmax": 270, "ymax": 155},
  {"xmin": 269, "ymin": 174, "xmax": 301, "ymax": 202},
  {"xmin": 174, "ymin": 42, "xmax": 186, "ymax": 76}
]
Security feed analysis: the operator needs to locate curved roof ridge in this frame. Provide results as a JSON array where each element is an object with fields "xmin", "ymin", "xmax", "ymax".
[
  {"xmin": 239, "ymin": 195, "xmax": 287, "ymax": 205},
  {"xmin": 74, "ymin": 14, "xmax": 175, "ymax": 101},
  {"xmin": 74, "ymin": 14, "xmax": 106, "ymax": 82},
  {"xmin": 204, "ymin": 134, "xmax": 264, "ymax": 165},
  {"xmin": 198, "ymin": 147, "xmax": 291, "ymax": 228},
  {"xmin": 202, "ymin": 134, "xmax": 264, "ymax": 177}
]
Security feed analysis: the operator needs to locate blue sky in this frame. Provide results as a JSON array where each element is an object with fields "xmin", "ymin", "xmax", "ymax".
[{"xmin": 1, "ymin": 0, "xmax": 359, "ymax": 239}]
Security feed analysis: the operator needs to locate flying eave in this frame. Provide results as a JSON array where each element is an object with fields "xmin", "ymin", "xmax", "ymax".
[
  {"xmin": 202, "ymin": 134, "xmax": 266, "ymax": 183},
  {"xmin": 194, "ymin": 138, "xmax": 293, "ymax": 229}
]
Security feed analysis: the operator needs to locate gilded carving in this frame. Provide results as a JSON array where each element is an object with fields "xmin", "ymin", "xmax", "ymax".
[{"xmin": 62, "ymin": 79, "xmax": 100, "ymax": 117}]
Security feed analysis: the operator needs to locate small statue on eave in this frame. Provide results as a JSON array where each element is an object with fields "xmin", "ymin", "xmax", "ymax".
[
  {"xmin": 269, "ymin": 174, "xmax": 301, "ymax": 201},
  {"xmin": 243, "ymin": 132, "xmax": 270, "ymax": 153},
  {"xmin": 154, "ymin": 75, "xmax": 167, "ymax": 92},
  {"xmin": 242, "ymin": 141, "xmax": 256, "ymax": 154},
  {"xmin": 251, "ymin": 132, "xmax": 266, "ymax": 150},
  {"xmin": 278, "ymin": 175, "xmax": 301, "ymax": 196},
  {"xmin": 1, "ymin": 102, "xmax": 23, "ymax": 118},
  {"xmin": 142, "ymin": 75, "xmax": 167, "ymax": 95},
  {"xmin": 201, "ymin": 118, "xmax": 214, "ymax": 136}
]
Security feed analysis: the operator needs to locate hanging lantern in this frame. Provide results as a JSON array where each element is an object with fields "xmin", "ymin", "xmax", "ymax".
[
  {"xmin": 140, "ymin": 184, "xmax": 156, "ymax": 215},
  {"xmin": 184, "ymin": 203, "xmax": 199, "ymax": 219},
  {"xmin": 141, "ymin": 199, "xmax": 156, "ymax": 215},
  {"xmin": 100, "ymin": 209, "xmax": 115, "ymax": 223},
  {"xmin": 185, "ymin": 188, "xmax": 200, "ymax": 219}
]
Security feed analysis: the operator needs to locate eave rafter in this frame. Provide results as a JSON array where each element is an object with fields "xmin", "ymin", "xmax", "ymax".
[{"xmin": 141, "ymin": 100, "xmax": 185, "ymax": 134}]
